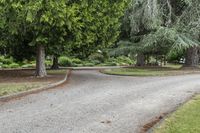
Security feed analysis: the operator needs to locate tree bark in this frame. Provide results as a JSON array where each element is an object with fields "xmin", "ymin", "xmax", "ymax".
[
  {"xmin": 35, "ymin": 44, "xmax": 47, "ymax": 77},
  {"xmin": 184, "ymin": 46, "xmax": 199, "ymax": 67},
  {"xmin": 51, "ymin": 56, "xmax": 59, "ymax": 69},
  {"xmin": 136, "ymin": 53, "xmax": 145, "ymax": 66},
  {"xmin": 164, "ymin": 56, "xmax": 167, "ymax": 66}
]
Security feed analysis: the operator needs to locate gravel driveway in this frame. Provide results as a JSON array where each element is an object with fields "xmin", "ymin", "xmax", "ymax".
[{"xmin": 1, "ymin": 70, "xmax": 200, "ymax": 133}]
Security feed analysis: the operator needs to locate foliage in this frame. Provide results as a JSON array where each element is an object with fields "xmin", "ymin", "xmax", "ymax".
[
  {"xmin": 0, "ymin": 0, "xmax": 129, "ymax": 74},
  {"xmin": 89, "ymin": 53, "xmax": 105, "ymax": 64},
  {"xmin": 0, "ymin": 56, "xmax": 13, "ymax": 65},
  {"xmin": 115, "ymin": 0, "xmax": 200, "ymax": 66},
  {"xmin": 58, "ymin": 56, "xmax": 73, "ymax": 67},
  {"xmin": 167, "ymin": 49, "xmax": 184, "ymax": 63},
  {"xmin": 105, "ymin": 56, "xmax": 134, "ymax": 66},
  {"xmin": 9, "ymin": 63, "xmax": 20, "ymax": 68}
]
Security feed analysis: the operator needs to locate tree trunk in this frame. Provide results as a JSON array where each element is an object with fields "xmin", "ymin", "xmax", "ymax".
[
  {"xmin": 164, "ymin": 56, "xmax": 167, "ymax": 66},
  {"xmin": 51, "ymin": 56, "xmax": 59, "ymax": 69},
  {"xmin": 136, "ymin": 53, "xmax": 145, "ymax": 66},
  {"xmin": 35, "ymin": 44, "xmax": 47, "ymax": 77},
  {"xmin": 184, "ymin": 46, "xmax": 199, "ymax": 67}
]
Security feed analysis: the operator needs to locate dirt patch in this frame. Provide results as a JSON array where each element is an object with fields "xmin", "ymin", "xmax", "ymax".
[
  {"xmin": 0, "ymin": 69, "xmax": 66, "ymax": 83},
  {"xmin": 140, "ymin": 113, "xmax": 167, "ymax": 133},
  {"xmin": 0, "ymin": 69, "xmax": 68, "ymax": 99}
]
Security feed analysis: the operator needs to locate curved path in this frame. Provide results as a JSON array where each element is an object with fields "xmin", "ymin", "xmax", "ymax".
[{"xmin": 1, "ymin": 70, "xmax": 200, "ymax": 133}]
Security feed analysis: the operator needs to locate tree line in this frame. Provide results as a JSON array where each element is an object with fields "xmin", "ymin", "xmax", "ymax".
[
  {"xmin": 0, "ymin": 0, "xmax": 200, "ymax": 77},
  {"xmin": 0, "ymin": 0, "xmax": 128, "ymax": 77},
  {"xmin": 116, "ymin": 0, "xmax": 200, "ymax": 67}
]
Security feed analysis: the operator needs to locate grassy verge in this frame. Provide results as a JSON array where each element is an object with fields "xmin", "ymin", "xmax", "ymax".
[
  {"xmin": 102, "ymin": 66, "xmax": 200, "ymax": 76},
  {"xmin": 0, "ymin": 82, "xmax": 46, "ymax": 96},
  {"xmin": 47, "ymin": 69, "xmax": 67, "ymax": 75},
  {"xmin": 0, "ymin": 69, "xmax": 68, "ymax": 97},
  {"xmin": 154, "ymin": 95, "xmax": 200, "ymax": 133}
]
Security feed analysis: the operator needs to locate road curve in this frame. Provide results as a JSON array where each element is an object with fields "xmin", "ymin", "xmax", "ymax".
[{"xmin": 1, "ymin": 70, "xmax": 200, "ymax": 133}]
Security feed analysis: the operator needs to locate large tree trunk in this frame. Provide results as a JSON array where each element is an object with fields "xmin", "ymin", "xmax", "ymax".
[
  {"xmin": 184, "ymin": 46, "xmax": 199, "ymax": 67},
  {"xmin": 35, "ymin": 44, "xmax": 47, "ymax": 77},
  {"xmin": 51, "ymin": 56, "xmax": 59, "ymax": 69},
  {"xmin": 136, "ymin": 53, "xmax": 145, "ymax": 66}
]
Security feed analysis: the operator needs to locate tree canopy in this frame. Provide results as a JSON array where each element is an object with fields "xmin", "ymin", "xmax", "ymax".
[{"xmin": 0, "ymin": 0, "xmax": 128, "ymax": 76}]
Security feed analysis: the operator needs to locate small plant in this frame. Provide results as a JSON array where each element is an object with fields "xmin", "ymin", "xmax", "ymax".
[
  {"xmin": 71, "ymin": 58, "xmax": 82, "ymax": 64},
  {"xmin": 58, "ymin": 56, "xmax": 73, "ymax": 67},
  {"xmin": 9, "ymin": 63, "xmax": 20, "ymax": 68},
  {"xmin": 0, "ymin": 56, "xmax": 14, "ymax": 65},
  {"xmin": 89, "ymin": 53, "xmax": 105, "ymax": 63},
  {"xmin": 45, "ymin": 60, "xmax": 52, "ymax": 67},
  {"xmin": 21, "ymin": 64, "xmax": 35, "ymax": 68}
]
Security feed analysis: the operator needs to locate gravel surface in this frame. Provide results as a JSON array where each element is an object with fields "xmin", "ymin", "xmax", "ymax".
[{"xmin": 1, "ymin": 70, "xmax": 200, "ymax": 133}]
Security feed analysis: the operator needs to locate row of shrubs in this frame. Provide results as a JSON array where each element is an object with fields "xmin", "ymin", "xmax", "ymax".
[
  {"xmin": 58, "ymin": 56, "xmax": 134, "ymax": 67},
  {"xmin": 0, "ymin": 56, "xmax": 20, "ymax": 68},
  {"xmin": 0, "ymin": 56, "xmax": 52, "ymax": 69},
  {"xmin": 0, "ymin": 55, "xmax": 135, "ymax": 69}
]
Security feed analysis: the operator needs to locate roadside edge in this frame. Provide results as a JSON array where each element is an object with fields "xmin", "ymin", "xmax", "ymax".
[{"xmin": 0, "ymin": 69, "xmax": 72, "ymax": 102}]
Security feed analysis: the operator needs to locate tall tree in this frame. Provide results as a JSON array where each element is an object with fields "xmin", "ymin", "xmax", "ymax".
[{"xmin": 116, "ymin": 0, "xmax": 200, "ymax": 67}]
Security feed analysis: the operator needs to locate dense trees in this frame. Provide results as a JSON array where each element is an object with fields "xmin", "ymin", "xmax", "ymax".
[
  {"xmin": 1, "ymin": 0, "xmax": 200, "ymax": 75},
  {"xmin": 0, "ymin": 0, "xmax": 128, "ymax": 77},
  {"xmin": 116, "ymin": 0, "xmax": 200, "ymax": 67}
]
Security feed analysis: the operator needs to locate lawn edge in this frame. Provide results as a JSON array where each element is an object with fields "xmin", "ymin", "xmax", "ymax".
[
  {"xmin": 0, "ymin": 69, "xmax": 72, "ymax": 102},
  {"xmin": 100, "ymin": 68, "xmax": 200, "ymax": 77},
  {"xmin": 140, "ymin": 93, "xmax": 200, "ymax": 133}
]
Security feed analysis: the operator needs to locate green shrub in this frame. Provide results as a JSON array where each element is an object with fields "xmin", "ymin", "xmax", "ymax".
[
  {"xmin": 0, "ymin": 56, "xmax": 13, "ymax": 65},
  {"xmin": 83, "ymin": 62, "xmax": 95, "ymax": 67},
  {"xmin": 89, "ymin": 53, "xmax": 105, "ymax": 63},
  {"xmin": 106, "ymin": 56, "xmax": 134, "ymax": 66},
  {"xmin": 45, "ymin": 60, "xmax": 52, "ymax": 67},
  {"xmin": 91, "ymin": 60, "xmax": 101, "ymax": 65},
  {"xmin": 104, "ymin": 61, "xmax": 118, "ymax": 66},
  {"xmin": 116, "ymin": 56, "xmax": 134, "ymax": 65},
  {"xmin": 21, "ymin": 64, "xmax": 35, "ymax": 68},
  {"xmin": 9, "ymin": 63, "xmax": 20, "ymax": 68},
  {"xmin": 59, "ymin": 56, "xmax": 73, "ymax": 67},
  {"xmin": 2, "ymin": 64, "xmax": 9, "ymax": 68},
  {"xmin": 71, "ymin": 58, "xmax": 82, "ymax": 64}
]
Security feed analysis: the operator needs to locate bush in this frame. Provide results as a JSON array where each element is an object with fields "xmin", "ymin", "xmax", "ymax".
[
  {"xmin": 45, "ymin": 60, "xmax": 52, "ymax": 67},
  {"xmin": 21, "ymin": 64, "xmax": 35, "ymax": 68},
  {"xmin": 89, "ymin": 53, "xmax": 105, "ymax": 63},
  {"xmin": 71, "ymin": 58, "xmax": 82, "ymax": 64},
  {"xmin": 106, "ymin": 56, "xmax": 134, "ymax": 66},
  {"xmin": 83, "ymin": 62, "xmax": 95, "ymax": 67},
  {"xmin": 9, "ymin": 63, "xmax": 20, "ymax": 68},
  {"xmin": 2, "ymin": 64, "xmax": 9, "ymax": 68},
  {"xmin": 103, "ymin": 61, "xmax": 118, "ymax": 66},
  {"xmin": 0, "ymin": 56, "xmax": 13, "ymax": 65},
  {"xmin": 59, "ymin": 56, "xmax": 73, "ymax": 67},
  {"xmin": 116, "ymin": 56, "xmax": 134, "ymax": 65}
]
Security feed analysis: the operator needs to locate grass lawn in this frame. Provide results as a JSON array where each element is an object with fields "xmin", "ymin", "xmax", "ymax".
[
  {"xmin": 0, "ymin": 69, "xmax": 67, "ymax": 97},
  {"xmin": 102, "ymin": 65, "xmax": 200, "ymax": 76},
  {"xmin": 154, "ymin": 95, "xmax": 200, "ymax": 133},
  {"xmin": 0, "ymin": 82, "xmax": 46, "ymax": 96}
]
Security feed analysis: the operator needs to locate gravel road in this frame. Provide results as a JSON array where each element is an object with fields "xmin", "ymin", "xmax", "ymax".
[{"xmin": 1, "ymin": 70, "xmax": 200, "ymax": 133}]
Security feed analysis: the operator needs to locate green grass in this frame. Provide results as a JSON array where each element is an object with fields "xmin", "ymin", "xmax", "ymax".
[
  {"xmin": 0, "ymin": 69, "xmax": 68, "ymax": 97},
  {"xmin": 47, "ymin": 69, "xmax": 67, "ymax": 75},
  {"xmin": 154, "ymin": 95, "xmax": 200, "ymax": 133},
  {"xmin": 103, "ymin": 68, "xmax": 169, "ymax": 76},
  {"xmin": 0, "ymin": 82, "xmax": 45, "ymax": 96},
  {"xmin": 102, "ymin": 65, "xmax": 200, "ymax": 76},
  {"xmin": 165, "ymin": 63, "xmax": 182, "ymax": 69}
]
